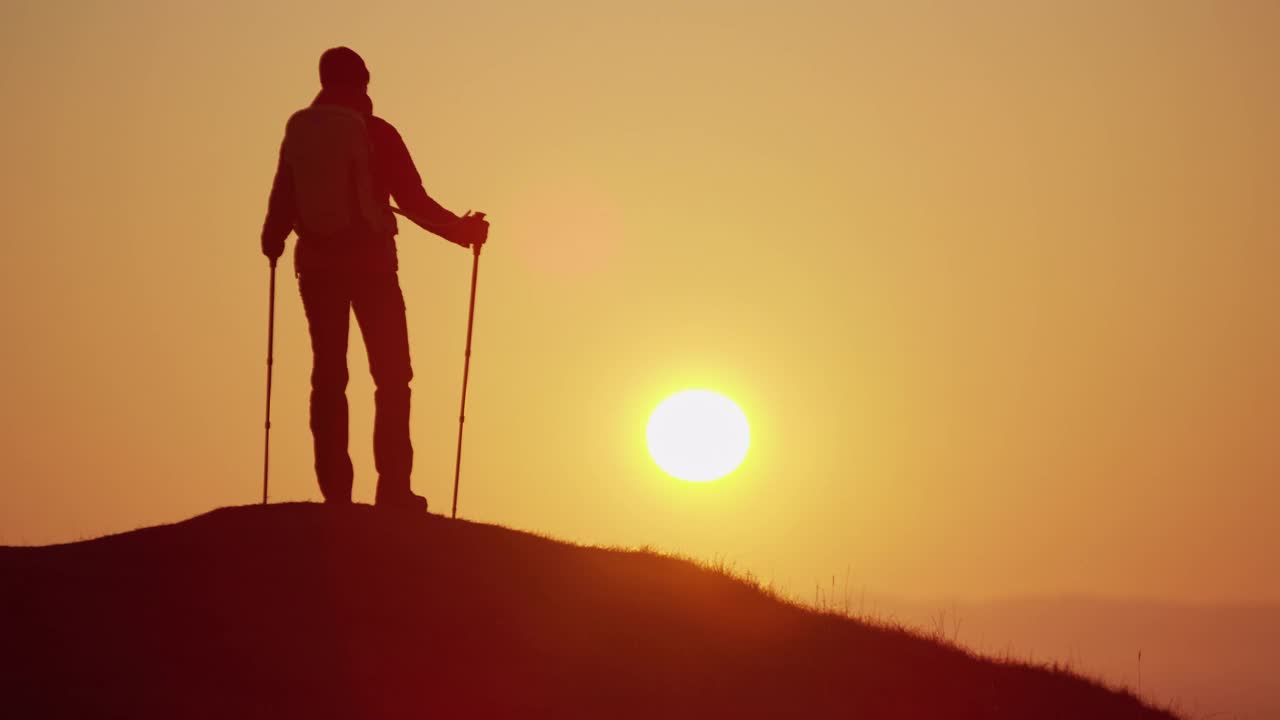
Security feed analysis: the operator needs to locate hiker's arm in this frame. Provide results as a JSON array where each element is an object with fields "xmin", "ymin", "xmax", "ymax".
[
  {"xmin": 377, "ymin": 121, "xmax": 469, "ymax": 246},
  {"xmin": 261, "ymin": 144, "xmax": 294, "ymax": 261}
]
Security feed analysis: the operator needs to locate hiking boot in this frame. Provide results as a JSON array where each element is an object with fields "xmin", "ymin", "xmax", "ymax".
[{"xmin": 375, "ymin": 490, "xmax": 428, "ymax": 514}]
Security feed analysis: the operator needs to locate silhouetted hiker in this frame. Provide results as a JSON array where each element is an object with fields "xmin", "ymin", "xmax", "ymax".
[{"xmin": 261, "ymin": 47, "xmax": 488, "ymax": 512}]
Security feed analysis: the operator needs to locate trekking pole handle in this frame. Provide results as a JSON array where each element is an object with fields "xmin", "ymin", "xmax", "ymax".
[{"xmin": 470, "ymin": 212, "xmax": 486, "ymax": 256}]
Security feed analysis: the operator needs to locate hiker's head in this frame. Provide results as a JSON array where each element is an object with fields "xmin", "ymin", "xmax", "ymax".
[{"xmin": 319, "ymin": 47, "xmax": 369, "ymax": 91}]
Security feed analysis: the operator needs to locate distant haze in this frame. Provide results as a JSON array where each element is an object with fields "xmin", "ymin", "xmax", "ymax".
[
  {"xmin": 864, "ymin": 595, "xmax": 1280, "ymax": 719},
  {"xmin": 0, "ymin": 1, "xmax": 1276, "ymax": 713}
]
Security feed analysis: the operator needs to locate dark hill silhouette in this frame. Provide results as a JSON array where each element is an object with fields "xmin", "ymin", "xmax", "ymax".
[{"xmin": 1, "ymin": 504, "xmax": 1177, "ymax": 719}]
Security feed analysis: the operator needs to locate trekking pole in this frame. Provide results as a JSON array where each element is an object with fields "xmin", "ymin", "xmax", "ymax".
[
  {"xmin": 262, "ymin": 259, "xmax": 277, "ymax": 505},
  {"xmin": 451, "ymin": 215, "xmax": 485, "ymax": 519}
]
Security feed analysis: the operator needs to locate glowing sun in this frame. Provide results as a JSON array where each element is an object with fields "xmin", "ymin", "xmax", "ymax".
[{"xmin": 646, "ymin": 390, "xmax": 750, "ymax": 482}]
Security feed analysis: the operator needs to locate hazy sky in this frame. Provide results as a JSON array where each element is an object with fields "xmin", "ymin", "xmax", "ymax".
[{"xmin": 1, "ymin": 0, "xmax": 1276, "ymax": 610}]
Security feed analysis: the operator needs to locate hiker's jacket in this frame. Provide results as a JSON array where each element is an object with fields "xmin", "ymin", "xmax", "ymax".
[{"xmin": 262, "ymin": 89, "xmax": 463, "ymax": 272}]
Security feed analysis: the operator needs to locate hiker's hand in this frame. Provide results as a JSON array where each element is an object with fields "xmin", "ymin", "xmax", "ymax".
[
  {"xmin": 458, "ymin": 212, "xmax": 489, "ymax": 249},
  {"xmin": 262, "ymin": 235, "xmax": 285, "ymax": 263}
]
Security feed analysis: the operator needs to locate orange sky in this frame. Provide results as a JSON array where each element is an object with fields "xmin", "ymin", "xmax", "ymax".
[{"xmin": 1, "ymin": 0, "xmax": 1277, "ymax": 610}]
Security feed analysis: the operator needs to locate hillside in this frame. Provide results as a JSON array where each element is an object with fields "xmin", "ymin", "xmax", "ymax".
[{"xmin": 0, "ymin": 503, "xmax": 1178, "ymax": 719}]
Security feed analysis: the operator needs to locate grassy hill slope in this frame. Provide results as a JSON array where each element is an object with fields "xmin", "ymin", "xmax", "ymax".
[{"xmin": 1, "ymin": 503, "xmax": 1178, "ymax": 719}]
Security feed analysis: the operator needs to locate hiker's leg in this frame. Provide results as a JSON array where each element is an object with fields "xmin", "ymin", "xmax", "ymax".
[
  {"xmin": 299, "ymin": 270, "xmax": 355, "ymax": 503},
  {"xmin": 352, "ymin": 270, "xmax": 415, "ymax": 500}
]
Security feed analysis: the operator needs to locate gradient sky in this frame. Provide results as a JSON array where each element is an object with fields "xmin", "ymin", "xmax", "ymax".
[{"xmin": 1, "ymin": 0, "xmax": 1276, "ymax": 619}]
